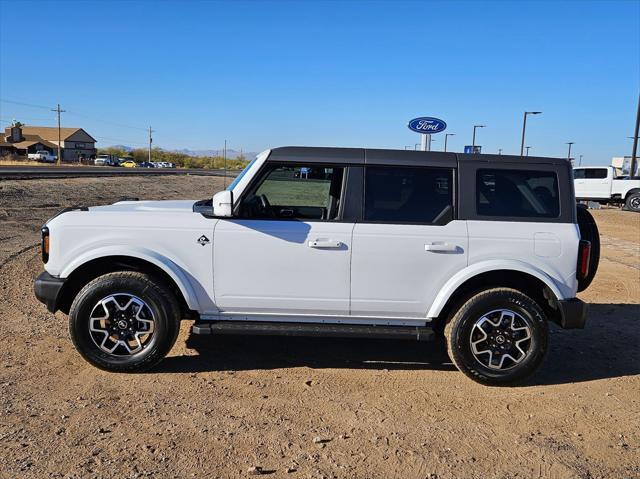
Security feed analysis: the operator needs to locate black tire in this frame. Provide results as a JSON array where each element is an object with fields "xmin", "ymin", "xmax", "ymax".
[
  {"xmin": 624, "ymin": 191, "xmax": 640, "ymax": 213},
  {"xmin": 576, "ymin": 205, "xmax": 600, "ymax": 292},
  {"xmin": 445, "ymin": 288, "xmax": 549, "ymax": 386},
  {"xmin": 69, "ymin": 271, "xmax": 180, "ymax": 372}
]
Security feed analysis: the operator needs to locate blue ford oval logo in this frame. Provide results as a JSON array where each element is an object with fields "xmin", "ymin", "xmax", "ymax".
[{"xmin": 408, "ymin": 117, "xmax": 447, "ymax": 134}]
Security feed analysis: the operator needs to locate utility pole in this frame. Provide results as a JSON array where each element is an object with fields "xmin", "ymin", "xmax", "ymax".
[
  {"xmin": 631, "ymin": 93, "xmax": 640, "ymax": 178},
  {"xmin": 148, "ymin": 126, "xmax": 153, "ymax": 163},
  {"xmin": 223, "ymin": 139, "xmax": 227, "ymax": 188},
  {"xmin": 51, "ymin": 103, "xmax": 65, "ymax": 165}
]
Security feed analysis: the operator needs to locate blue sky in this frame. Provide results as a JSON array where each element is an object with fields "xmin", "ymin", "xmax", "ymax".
[{"xmin": 0, "ymin": 0, "xmax": 638, "ymax": 163}]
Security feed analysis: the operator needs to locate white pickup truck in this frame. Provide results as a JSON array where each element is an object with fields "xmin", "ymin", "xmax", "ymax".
[
  {"xmin": 574, "ymin": 166, "xmax": 640, "ymax": 212},
  {"xmin": 28, "ymin": 150, "xmax": 57, "ymax": 163},
  {"xmin": 34, "ymin": 147, "xmax": 600, "ymax": 385}
]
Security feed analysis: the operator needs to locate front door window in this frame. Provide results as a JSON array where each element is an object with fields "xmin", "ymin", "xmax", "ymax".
[{"xmin": 238, "ymin": 164, "xmax": 344, "ymax": 221}]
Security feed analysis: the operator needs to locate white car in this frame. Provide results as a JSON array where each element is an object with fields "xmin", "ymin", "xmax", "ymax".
[
  {"xmin": 34, "ymin": 147, "xmax": 599, "ymax": 385},
  {"xmin": 573, "ymin": 166, "xmax": 640, "ymax": 212},
  {"xmin": 28, "ymin": 150, "xmax": 57, "ymax": 163}
]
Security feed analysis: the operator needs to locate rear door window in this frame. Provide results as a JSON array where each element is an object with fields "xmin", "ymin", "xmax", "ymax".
[
  {"xmin": 585, "ymin": 168, "xmax": 608, "ymax": 179},
  {"xmin": 476, "ymin": 169, "xmax": 560, "ymax": 218},
  {"xmin": 364, "ymin": 166, "xmax": 453, "ymax": 224}
]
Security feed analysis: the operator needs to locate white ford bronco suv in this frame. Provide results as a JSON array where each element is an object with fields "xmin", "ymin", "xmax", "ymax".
[{"xmin": 34, "ymin": 147, "xmax": 599, "ymax": 385}]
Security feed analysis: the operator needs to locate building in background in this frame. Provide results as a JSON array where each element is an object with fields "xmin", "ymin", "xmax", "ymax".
[
  {"xmin": 611, "ymin": 156, "xmax": 639, "ymax": 176},
  {"xmin": 2, "ymin": 124, "xmax": 97, "ymax": 161}
]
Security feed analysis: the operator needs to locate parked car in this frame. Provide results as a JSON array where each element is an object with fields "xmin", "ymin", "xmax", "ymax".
[
  {"xmin": 34, "ymin": 147, "xmax": 599, "ymax": 385},
  {"xmin": 28, "ymin": 150, "xmax": 57, "ymax": 163},
  {"xmin": 138, "ymin": 161, "xmax": 155, "ymax": 168},
  {"xmin": 120, "ymin": 160, "xmax": 137, "ymax": 168},
  {"xmin": 95, "ymin": 154, "xmax": 119, "ymax": 166},
  {"xmin": 573, "ymin": 166, "xmax": 640, "ymax": 212}
]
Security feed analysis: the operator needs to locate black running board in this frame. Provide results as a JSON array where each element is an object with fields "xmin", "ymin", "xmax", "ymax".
[{"xmin": 192, "ymin": 321, "xmax": 434, "ymax": 341}]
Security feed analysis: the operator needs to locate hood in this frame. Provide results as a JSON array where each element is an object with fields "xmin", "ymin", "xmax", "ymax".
[{"xmin": 89, "ymin": 200, "xmax": 197, "ymax": 213}]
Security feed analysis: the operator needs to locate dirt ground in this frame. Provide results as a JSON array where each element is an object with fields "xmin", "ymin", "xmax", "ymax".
[{"xmin": 0, "ymin": 176, "xmax": 638, "ymax": 479}]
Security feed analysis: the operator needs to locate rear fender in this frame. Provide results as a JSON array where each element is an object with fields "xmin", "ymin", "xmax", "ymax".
[{"xmin": 426, "ymin": 260, "xmax": 564, "ymax": 319}]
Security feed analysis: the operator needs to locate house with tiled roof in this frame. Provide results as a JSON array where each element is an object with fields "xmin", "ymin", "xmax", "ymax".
[{"xmin": 2, "ymin": 124, "xmax": 97, "ymax": 161}]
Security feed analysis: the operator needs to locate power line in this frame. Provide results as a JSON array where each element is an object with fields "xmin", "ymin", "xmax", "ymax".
[
  {"xmin": 1, "ymin": 98, "xmax": 148, "ymax": 132},
  {"xmin": 0, "ymin": 98, "xmax": 53, "ymax": 110}
]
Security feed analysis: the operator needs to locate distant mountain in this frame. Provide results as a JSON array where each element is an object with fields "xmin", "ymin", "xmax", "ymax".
[
  {"xmin": 111, "ymin": 144, "xmax": 135, "ymax": 152},
  {"xmin": 105, "ymin": 145, "xmax": 255, "ymax": 159},
  {"xmin": 170, "ymin": 148, "xmax": 256, "ymax": 159}
]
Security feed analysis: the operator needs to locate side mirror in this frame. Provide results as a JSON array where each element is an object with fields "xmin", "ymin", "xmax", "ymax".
[{"xmin": 212, "ymin": 190, "xmax": 233, "ymax": 217}]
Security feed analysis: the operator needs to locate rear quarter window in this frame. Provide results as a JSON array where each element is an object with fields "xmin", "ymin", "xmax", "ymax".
[{"xmin": 477, "ymin": 169, "xmax": 560, "ymax": 218}]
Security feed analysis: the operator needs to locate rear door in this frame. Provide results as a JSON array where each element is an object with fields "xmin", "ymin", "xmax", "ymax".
[
  {"xmin": 574, "ymin": 168, "xmax": 611, "ymax": 199},
  {"xmin": 350, "ymin": 164, "xmax": 468, "ymax": 319}
]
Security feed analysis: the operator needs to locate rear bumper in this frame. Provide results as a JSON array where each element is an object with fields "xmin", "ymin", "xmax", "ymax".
[
  {"xmin": 34, "ymin": 271, "xmax": 66, "ymax": 313},
  {"xmin": 557, "ymin": 298, "xmax": 588, "ymax": 329}
]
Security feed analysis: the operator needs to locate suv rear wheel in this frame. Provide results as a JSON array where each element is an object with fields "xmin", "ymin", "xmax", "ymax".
[
  {"xmin": 69, "ymin": 272, "xmax": 180, "ymax": 372},
  {"xmin": 445, "ymin": 288, "xmax": 548, "ymax": 386}
]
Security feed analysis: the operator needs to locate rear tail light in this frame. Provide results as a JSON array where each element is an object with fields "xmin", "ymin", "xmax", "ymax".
[
  {"xmin": 577, "ymin": 240, "xmax": 591, "ymax": 279},
  {"xmin": 41, "ymin": 226, "xmax": 49, "ymax": 263}
]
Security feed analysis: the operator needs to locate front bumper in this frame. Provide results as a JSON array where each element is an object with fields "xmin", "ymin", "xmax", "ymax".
[
  {"xmin": 34, "ymin": 271, "xmax": 66, "ymax": 313},
  {"xmin": 557, "ymin": 298, "xmax": 589, "ymax": 329}
]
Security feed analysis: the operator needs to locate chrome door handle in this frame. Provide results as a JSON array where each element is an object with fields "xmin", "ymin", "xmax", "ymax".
[
  {"xmin": 425, "ymin": 242, "xmax": 458, "ymax": 252},
  {"xmin": 308, "ymin": 239, "xmax": 343, "ymax": 249}
]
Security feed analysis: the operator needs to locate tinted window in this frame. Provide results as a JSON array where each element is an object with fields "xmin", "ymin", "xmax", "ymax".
[
  {"xmin": 364, "ymin": 166, "xmax": 453, "ymax": 224},
  {"xmin": 239, "ymin": 164, "xmax": 344, "ymax": 220},
  {"xmin": 477, "ymin": 169, "xmax": 559, "ymax": 218},
  {"xmin": 585, "ymin": 168, "xmax": 607, "ymax": 179},
  {"xmin": 574, "ymin": 168, "xmax": 608, "ymax": 179}
]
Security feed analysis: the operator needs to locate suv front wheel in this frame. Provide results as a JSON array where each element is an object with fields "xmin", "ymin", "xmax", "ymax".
[
  {"xmin": 69, "ymin": 271, "xmax": 181, "ymax": 372},
  {"xmin": 445, "ymin": 288, "xmax": 548, "ymax": 386}
]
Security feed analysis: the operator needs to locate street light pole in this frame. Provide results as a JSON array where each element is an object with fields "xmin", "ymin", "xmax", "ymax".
[
  {"xmin": 525, "ymin": 146, "xmax": 531, "ymax": 156},
  {"xmin": 566, "ymin": 142, "xmax": 574, "ymax": 161},
  {"xmin": 444, "ymin": 133, "xmax": 455, "ymax": 152},
  {"xmin": 631, "ymin": 93, "xmax": 640, "ymax": 178},
  {"xmin": 579, "ymin": 154, "xmax": 583, "ymax": 166},
  {"xmin": 498, "ymin": 148, "xmax": 503, "ymax": 155},
  {"xmin": 520, "ymin": 111, "xmax": 542, "ymax": 156},
  {"xmin": 472, "ymin": 125, "xmax": 485, "ymax": 149}
]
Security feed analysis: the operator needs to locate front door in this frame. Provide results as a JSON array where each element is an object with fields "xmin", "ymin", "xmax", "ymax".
[
  {"xmin": 350, "ymin": 165, "xmax": 468, "ymax": 318},
  {"xmin": 213, "ymin": 163, "xmax": 352, "ymax": 316}
]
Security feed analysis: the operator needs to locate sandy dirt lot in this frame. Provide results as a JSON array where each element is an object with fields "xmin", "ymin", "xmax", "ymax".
[{"xmin": 0, "ymin": 176, "xmax": 638, "ymax": 479}]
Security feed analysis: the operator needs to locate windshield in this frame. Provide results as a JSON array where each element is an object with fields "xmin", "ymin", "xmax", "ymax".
[{"xmin": 226, "ymin": 157, "xmax": 257, "ymax": 192}]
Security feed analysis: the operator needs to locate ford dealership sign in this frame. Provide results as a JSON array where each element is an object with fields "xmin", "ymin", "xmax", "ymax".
[{"xmin": 408, "ymin": 117, "xmax": 447, "ymax": 134}]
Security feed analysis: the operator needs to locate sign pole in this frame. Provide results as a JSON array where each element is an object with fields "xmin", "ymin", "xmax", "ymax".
[{"xmin": 420, "ymin": 134, "xmax": 427, "ymax": 151}]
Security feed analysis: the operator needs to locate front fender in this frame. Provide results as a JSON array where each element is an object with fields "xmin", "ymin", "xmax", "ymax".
[
  {"xmin": 426, "ymin": 259, "xmax": 565, "ymax": 319},
  {"xmin": 58, "ymin": 245, "xmax": 200, "ymax": 311}
]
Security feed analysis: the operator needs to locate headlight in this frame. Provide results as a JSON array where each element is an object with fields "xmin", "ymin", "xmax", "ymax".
[{"xmin": 41, "ymin": 226, "xmax": 49, "ymax": 263}]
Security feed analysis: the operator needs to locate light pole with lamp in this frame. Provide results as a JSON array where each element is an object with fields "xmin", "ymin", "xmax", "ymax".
[
  {"xmin": 498, "ymin": 148, "xmax": 503, "ymax": 155},
  {"xmin": 566, "ymin": 142, "xmax": 574, "ymax": 161},
  {"xmin": 472, "ymin": 125, "xmax": 485, "ymax": 150},
  {"xmin": 520, "ymin": 111, "xmax": 542, "ymax": 156},
  {"xmin": 525, "ymin": 146, "xmax": 531, "ymax": 156},
  {"xmin": 444, "ymin": 133, "xmax": 455, "ymax": 152}
]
